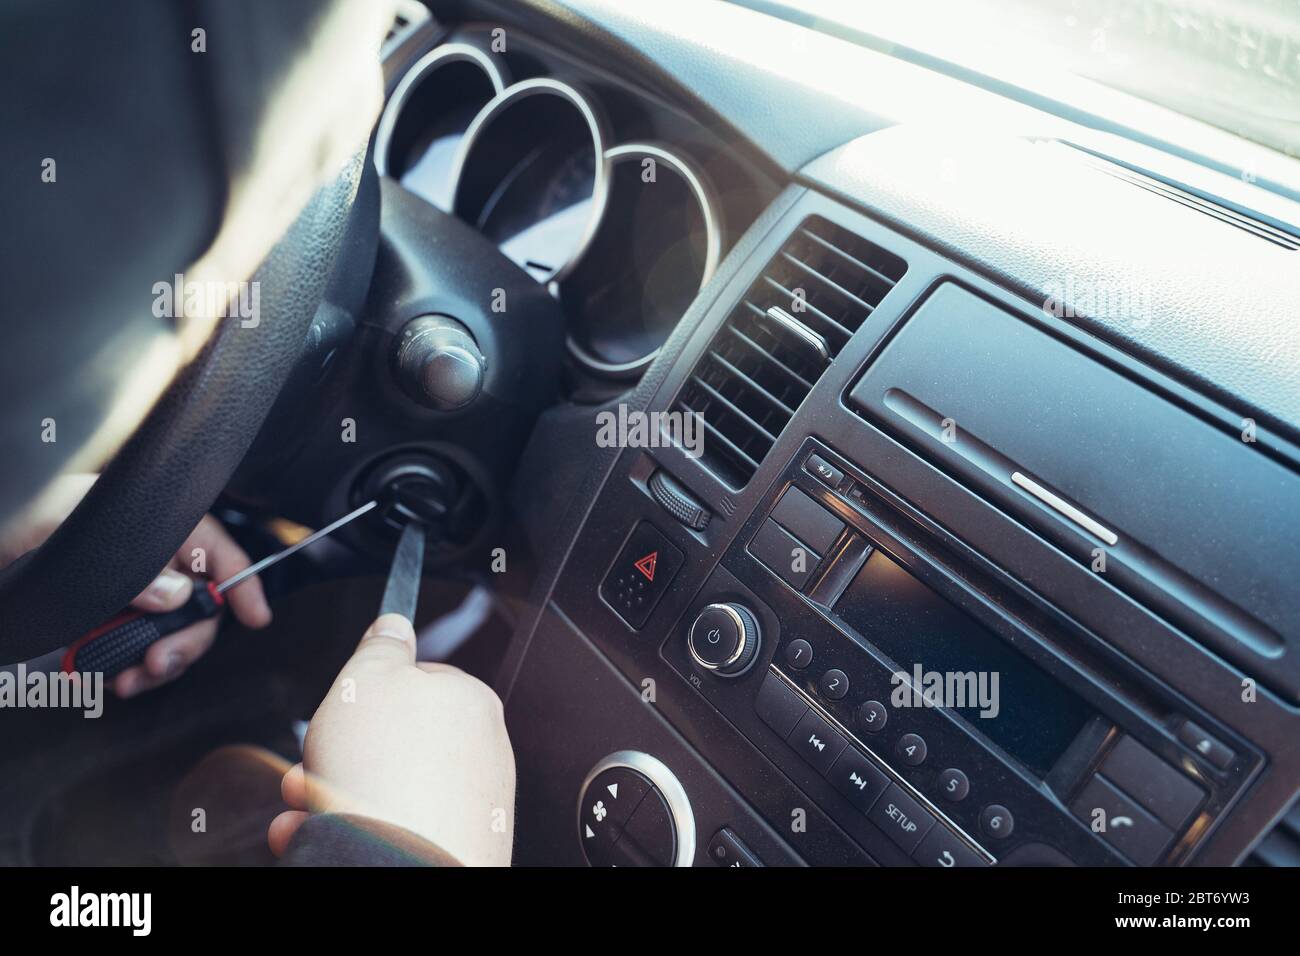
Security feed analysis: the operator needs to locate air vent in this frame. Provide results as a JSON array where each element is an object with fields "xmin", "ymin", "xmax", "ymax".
[
  {"xmin": 674, "ymin": 216, "xmax": 906, "ymax": 487},
  {"xmin": 1246, "ymin": 798, "xmax": 1300, "ymax": 866}
]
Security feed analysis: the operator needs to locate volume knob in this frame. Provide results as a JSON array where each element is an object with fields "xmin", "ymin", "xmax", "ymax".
[{"xmin": 688, "ymin": 603, "xmax": 760, "ymax": 677}]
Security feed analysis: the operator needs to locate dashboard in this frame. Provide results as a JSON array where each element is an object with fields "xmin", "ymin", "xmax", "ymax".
[
  {"xmin": 389, "ymin": 2, "xmax": 1300, "ymax": 868},
  {"xmin": 378, "ymin": 21, "xmax": 771, "ymax": 380}
]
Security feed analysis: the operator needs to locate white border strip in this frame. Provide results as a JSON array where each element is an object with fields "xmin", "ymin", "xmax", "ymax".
[
  {"xmin": 564, "ymin": 142, "xmax": 722, "ymax": 377},
  {"xmin": 1011, "ymin": 471, "xmax": 1119, "ymax": 546},
  {"xmin": 374, "ymin": 43, "xmax": 508, "ymax": 179},
  {"xmin": 448, "ymin": 77, "xmax": 612, "ymax": 284}
]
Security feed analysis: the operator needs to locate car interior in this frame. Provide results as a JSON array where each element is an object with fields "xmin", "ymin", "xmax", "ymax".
[{"xmin": 2, "ymin": 0, "xmax": 1299, "ymax": 871}]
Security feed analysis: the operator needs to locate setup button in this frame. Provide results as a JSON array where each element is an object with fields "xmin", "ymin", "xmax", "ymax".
[{"xmin": 868, "ymin": 784, "xmax": 936, "ymax": 853}]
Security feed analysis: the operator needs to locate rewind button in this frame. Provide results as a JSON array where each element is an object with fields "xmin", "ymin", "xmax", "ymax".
[{"xmin": 789, "ymin": 710, "xmax": 847, "ymax": 775}]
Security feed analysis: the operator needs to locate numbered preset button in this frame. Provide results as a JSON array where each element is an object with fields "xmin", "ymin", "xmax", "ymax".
[
  {"xmin": 936, "ymin": 768, "xmax": 970, "ymax": 802},
  {"xmin": 818, "ymin": 668, "xmax": 849, "ymax": 701},
  {"xmin": 784, "ymin": 639, "xmax": 813, "ymax": 670},
  {"xmin": 857, "ymin": 699, "xmax": 888, "ymax": 733},
  {"xmin": 896, "ymin": 732, "xmax": 927, "ymax": 766}
]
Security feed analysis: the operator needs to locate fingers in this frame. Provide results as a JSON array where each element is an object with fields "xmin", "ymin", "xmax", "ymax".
[
  {"xmin": 101, "ymin": 514, "xmax": 273, "ymax": 701},
  {"xmin": 112, "ymin": 619, "xmax": 217, "ymax": 698},
  {"xmin": 268, "ymin": 765, "xmax": 309, "ymax": 858},
  {"xmin": 130, "ymin": 567, "xmax": 194, "ymax": 613},
  {"xmin": 143, "ymin": 619, "xmax": 218, "ymax": 679},
  {"xmin": 184, "ymin": 515, "xmax": 272, "ymax": 629},
  {"xmin": 113, "ymin": 667, "xmax": 158, "ymax": 699},
  {"xmin": 352, "ymin": 613, "xmax": 417, "ymax": 668},
  {"xmin": 282, "ymin": 763, "xmax": 307, "ymax": 810},
  {"xmin": 267, "ymin": 809, "xmax": 311, "ymax": 858}
]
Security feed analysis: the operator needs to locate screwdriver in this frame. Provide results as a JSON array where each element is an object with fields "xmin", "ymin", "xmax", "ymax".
[
  {"xmin": 377, "ymin": 519, "xmax": 425, "ymax": 623},
  {"xmin": 62, "ymin": 500, "xmax": 379, "ymax": 677}
]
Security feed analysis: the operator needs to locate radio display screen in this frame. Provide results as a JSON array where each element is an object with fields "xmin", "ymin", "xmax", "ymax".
[{"xmin": 834, "ymin": 550, "xmax": 1094, "ymax": 777}]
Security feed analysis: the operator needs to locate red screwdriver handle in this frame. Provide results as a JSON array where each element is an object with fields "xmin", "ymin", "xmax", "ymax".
[{"xmin": 61, "ymin": 582, "xmax": 225, "ymax": 677}]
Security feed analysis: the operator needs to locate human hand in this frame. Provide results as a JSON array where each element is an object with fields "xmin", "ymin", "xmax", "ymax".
[
  {"xmin": 268, "ymin": 613, "xmax": 516, "ymax": 867},
  {"xmin": 0, "ymin": 474, "xmax": 272, "ymax": 696},
  {"xmin": 110, "ymin": 513, "xmax": 273, "ymax": 697}
]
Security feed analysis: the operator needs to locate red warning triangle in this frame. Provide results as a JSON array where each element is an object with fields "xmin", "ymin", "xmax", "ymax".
[{"xmin": 633, "ymin": 551, "xmax": 658, "ymax": 582}]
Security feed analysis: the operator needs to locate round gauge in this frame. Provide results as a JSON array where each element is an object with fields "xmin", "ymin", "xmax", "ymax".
[
  {"xmin": 375, "ymin": 44, "xmax": 507, "ymax": 211},
  {"xmin": 559, "ymin": 144, "xmax": 721, "ymax": 376},
  {"xmin": 449, "ymin": 79, "xmax": 610, "ymax": 283}
]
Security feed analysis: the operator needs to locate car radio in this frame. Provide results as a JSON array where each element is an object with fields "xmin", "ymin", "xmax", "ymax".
[{"xmin": 661, "ymin": 438, "xmax": 1259, "ymax": 866}]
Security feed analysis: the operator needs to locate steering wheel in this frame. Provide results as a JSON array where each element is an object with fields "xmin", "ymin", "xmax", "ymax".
[{"xmin": 0, "ymin": 156, "xmax": 366, "ymax": 664}]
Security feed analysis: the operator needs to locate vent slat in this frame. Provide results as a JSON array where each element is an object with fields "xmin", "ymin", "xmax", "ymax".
[
  {"xmin": 673, "ymin": 215, "xmax": 907, "ymax": 487},
  {"xmin": 679, "ymin": 402, "xmax": 763, "ymax": 472},
  {"xmin": 707, "ymin": 351, "xmax": 796, "ymax": 417},
  {"xmin": 779, "ymin": 251, "xmax": 877, "ymax": 318},
  {"xmin": 799, "ymin": 227, "xmax": 901, "ymax": 289},
  {"xmin": 689, "ymin": 375, "xmax": 781, "ymax": 444},
  {"xmin": 725, "ymin": 324, "xmax": 814, "ymax": 392}
]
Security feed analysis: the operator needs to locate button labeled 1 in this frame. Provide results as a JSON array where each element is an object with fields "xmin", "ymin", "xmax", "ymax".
[{"xmin": 784, "ymin": 639, "xmax": 814, "ymax": 670}]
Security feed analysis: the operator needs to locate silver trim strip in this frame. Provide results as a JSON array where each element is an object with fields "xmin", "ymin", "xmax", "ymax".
[
  {"xmin": 768, "ymin": 666, "xmax": 996, "ymax": 864},
  {"xmin": 564, "ymin": 143, "xmax": 723, "ymax": 377},
  {"xmin": 1011, "ymin": 471, "xmax": 1119, "ymax": 546},
  {"xmin": 448, "ymin": 77, "xmax": 612, "ymax": 284},
  {"xmin": 374, "ymin": 43, "xmax": 508, "ymax": 185},
  {"xmin": 765, "ymin": 306, "xmax": 830, "ymax": 361},
  {"xmin": 578, "ymin": 751, "xmax": 696, "ymax": 867}
]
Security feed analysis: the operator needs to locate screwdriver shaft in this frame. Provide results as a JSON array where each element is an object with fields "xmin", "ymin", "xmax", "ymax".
[
  {"xmin": 378, "ymin": 521, "xmax": 425, "ymax": 621},
  {"xmin": 217, "ymin": 499, "xmax": 378, "ymax": 594}
]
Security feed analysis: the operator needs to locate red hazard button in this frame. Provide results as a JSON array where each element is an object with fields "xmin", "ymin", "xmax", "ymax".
[
  {"xmin": 599, "ymin": 523, "xmax": 685, "ymax": 629},
  {"xmin": 633, "ymin": 551, "xmax": 658, "ymax": 582}
]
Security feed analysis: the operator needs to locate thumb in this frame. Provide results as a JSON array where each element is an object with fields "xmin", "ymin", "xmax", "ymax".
[
  {"xmin": 130, "ymin": 567, "xmax": 194, "ymax": 613},
  {"xmin": 352, "ymin": 612, "xmax": 417, "ymax": 667}
]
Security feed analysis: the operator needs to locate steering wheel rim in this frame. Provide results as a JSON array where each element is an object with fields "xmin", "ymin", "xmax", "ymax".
[{"xmin": 0, "ymin": 153, "xmax": 366, "ymax": 664}]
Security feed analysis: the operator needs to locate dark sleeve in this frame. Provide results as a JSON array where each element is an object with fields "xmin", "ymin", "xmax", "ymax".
[{"xmin": 280, "ymin": 813, "xmax": 463, "ymax": 867}]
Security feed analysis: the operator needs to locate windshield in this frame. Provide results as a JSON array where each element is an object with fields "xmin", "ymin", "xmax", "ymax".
[{"xmin": 778, "ymin": 0, "xmax": 1300, "ymax": 159}]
